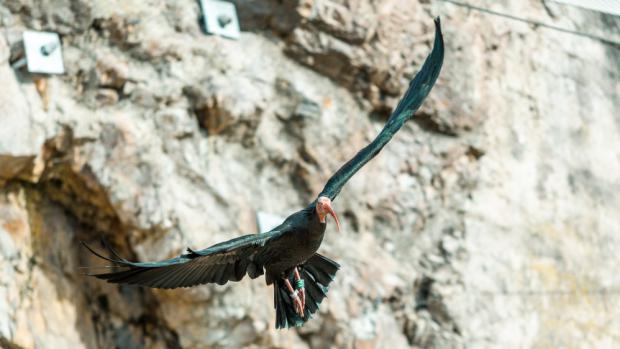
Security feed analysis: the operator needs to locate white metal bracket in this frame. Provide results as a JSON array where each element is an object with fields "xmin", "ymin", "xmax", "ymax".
[
  {"xmin": 18, "ymin": 30, "xmax": 65, "ymax": 74},
  {"xmin": 200, "ymin": 0, "xmax": 241, "ymax": 40}
]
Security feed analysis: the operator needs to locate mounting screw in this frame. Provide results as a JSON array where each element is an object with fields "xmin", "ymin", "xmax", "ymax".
[
  {"xmin": 218, "ymin": 14, "xmax": 232, "ymax": 28},
  {"xmin": 40, "ymin": 42, "xmax": 58, "ymax": 56}
]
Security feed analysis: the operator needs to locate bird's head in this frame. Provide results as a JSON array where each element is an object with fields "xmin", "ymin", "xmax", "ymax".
[{"xmin": 315, "ymin": 196, "xmax": 341, "ymax": 231}]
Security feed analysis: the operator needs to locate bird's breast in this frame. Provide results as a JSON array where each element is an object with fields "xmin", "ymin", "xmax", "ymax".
[
  {"xmin": 268, "ymin": 224, "xmax": 326, "ymax": 270},
  {"xmin": 295, "ymin": 224, "xmax": 326, "ymax": 256}
]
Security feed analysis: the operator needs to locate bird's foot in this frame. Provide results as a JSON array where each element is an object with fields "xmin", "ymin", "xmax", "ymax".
[
  {"xmin": 294, "ymin": 279, "xmax": 306, "ymax": 315},
  {"xmin": 284, "ymin": 277, "xmax": 305, "ymax": 317},
  {"xmin": 290, "ymin": 290, "xmax": 304, "ymax": 316},
  {"xmin": 293, "ymin": 267, "xmax": 306, "ymax": 315}
]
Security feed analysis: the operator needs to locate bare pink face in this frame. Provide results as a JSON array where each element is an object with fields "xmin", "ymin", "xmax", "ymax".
[{"xmin": 315, "ymin": 196, "xmax": 341, "ymax": 232}]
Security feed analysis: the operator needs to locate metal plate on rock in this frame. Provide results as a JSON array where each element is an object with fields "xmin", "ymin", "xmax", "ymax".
[
  {"xmin": 23, "ymin": 30, "xmax": 65, "ymax": 74},
  {"xmin": 200, "ymin": 0, "xmax": 241, "ymax": 39}
]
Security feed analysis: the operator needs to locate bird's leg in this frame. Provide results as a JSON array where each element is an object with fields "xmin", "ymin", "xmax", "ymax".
[
  {"xmin": 284, "ymin": 278, "xmax": 304, "ymax": 317},
  {"xmin": 293, "ymin": 267, "xmax": 305, "ymax": 314}
]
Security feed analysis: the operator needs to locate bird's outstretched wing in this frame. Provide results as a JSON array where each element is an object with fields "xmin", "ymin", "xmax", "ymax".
[
  {"xmin": 319, "ymin": 17, "xmax": 444, "ymax": 201},
  {"xmin": 84, "ymin": 230, "xmax": 283, "ymax": 289}
]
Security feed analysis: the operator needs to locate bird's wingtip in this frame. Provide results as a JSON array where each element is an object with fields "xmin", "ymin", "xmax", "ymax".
[{"xmin": 82, "ymin": 238, "xmax": 128, "ymax": 265}]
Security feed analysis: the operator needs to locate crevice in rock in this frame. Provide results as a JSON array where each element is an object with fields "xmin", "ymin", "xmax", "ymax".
[
  {"xmin": 414, "ymin": 275, "xmax": 434, "ymax": 311},
  {"xmin": 465, "ymin": 145, "xmax": 485, "ymax": 161},
  {"xmin": 19, "ymin": 181, "xmax": 182, "ymax": 349},
  {"xmin": 0, "ymin": 125, "xmax": 165, "ymax": 262},
  {"xmin": 386, "ymin": 275, "xmax": 462, "ymax": 348},
  {"xmin": 90, "ymin": 16, "xmax": 142, "ymax": 51},
  {"xmin": 0, "ymin": 179, "xmax": 180, "ymax": 348},
  {"xmin": 412, "ymin": 111, "xmax": 459, "ymax": 137},
  {"xmin": 231, "ymin": 0, "xmax": 303, "ymax": 37},
  {"xmin": 84, "ymin": 283, "xmax": 181, "ymax": 349},
  {"xmin": 36, "ymin": 128, "xmax": 123, "ymax": 237},
  {"xmin": 183, "ymin": 84, "xmax": 262, "ymax": 147}
]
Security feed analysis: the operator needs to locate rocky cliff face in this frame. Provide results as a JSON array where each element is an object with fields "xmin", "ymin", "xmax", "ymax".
[{"xmin": 1, "ymin": 1, "xmax": 619, "ymax": 348}]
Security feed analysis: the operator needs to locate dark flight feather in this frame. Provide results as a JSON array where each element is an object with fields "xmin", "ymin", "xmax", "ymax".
[
  {"xmin": 83, "ymin": 229, "xmax": 284, "ymax": 289},
  {"xmin": 319, "ymin": 17, "xmax": 444, "ymax": 202}
]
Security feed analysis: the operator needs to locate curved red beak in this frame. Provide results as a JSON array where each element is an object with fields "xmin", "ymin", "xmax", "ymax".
[{"xmin": 317, "ymin": 196, "xmax": 341, "ymax": 232}]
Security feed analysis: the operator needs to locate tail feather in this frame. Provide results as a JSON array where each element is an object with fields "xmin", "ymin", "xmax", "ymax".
[
  {"xmin": 81, "ymin": 241, "xmax": 125, "ymax": 265},
  {"xmin": 274, "ymin": 253, "xmax": 340, "ymax": 329}
]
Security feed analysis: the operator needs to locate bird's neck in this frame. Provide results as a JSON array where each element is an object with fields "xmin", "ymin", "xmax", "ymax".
[{"xmin": 309, "ymin": 215, "xmax": 327, "ymax": 239}]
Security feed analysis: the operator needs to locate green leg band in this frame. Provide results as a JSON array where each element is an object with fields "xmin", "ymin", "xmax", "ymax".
[{"xmin": 295, "ymin": 279, "xmax": 304, "ymax": 290}]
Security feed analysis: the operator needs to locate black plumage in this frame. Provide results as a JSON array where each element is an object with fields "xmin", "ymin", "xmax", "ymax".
[
  {"xmin": 319, "ymin": 18, "xmax": 445, "ymax": 201},
  {"xmin": 84, "ymin": 18, "xmax": 444, "ymax": 329}
]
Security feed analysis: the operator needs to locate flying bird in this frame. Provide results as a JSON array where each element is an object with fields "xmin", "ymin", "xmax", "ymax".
[{"xmin": 84, "ymin": 17, "xmax": 444, "ymax": 329}]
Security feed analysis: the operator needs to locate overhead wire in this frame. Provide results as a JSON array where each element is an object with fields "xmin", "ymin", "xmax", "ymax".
[{"xmin": 436, "ymin": 0, "xmax": 620, "ymax": 48}]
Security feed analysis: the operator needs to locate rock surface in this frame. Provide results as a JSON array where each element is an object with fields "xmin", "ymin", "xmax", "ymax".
[{"xmin": 1, "ymin": 1, "xmax": 619, "ymax": 348}]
